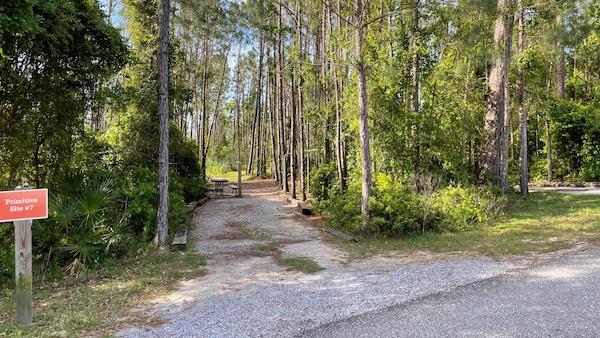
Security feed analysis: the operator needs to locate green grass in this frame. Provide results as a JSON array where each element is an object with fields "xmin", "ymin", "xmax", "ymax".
[
  {"xmin": 342, "ymin": 192, "xmax": 600, "ymax": 259},
  {"xmin": 0, "ymin": 249, "xmax": 206, "ymax": 337},
  {"xmin": 278, "ymin": 257, "xmax": 324, "ymax": 274},
  {"xmin": 253, "ymin": 243, "xmax": 282, "ymax": 256},
  {"xmin": 206, "ymin": 170, "xmax": 257, "ymax": 182}
]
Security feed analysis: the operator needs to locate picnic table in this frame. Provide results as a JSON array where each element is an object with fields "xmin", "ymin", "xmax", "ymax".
[{"xmin": 209, "ymin": 178, "xmax": 228, "ymax": 197}]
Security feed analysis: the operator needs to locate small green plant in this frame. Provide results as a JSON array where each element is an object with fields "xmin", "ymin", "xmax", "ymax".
[
  {"xmin": 279, "ymin": 257, "xmax": 324, "ymax": 274},
  {"xmin": 254, "ymin": 243, "xmax": 281, "ymax": 255}
]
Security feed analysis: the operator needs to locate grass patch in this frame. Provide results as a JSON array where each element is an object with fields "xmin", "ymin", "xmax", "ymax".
[
  {"xmin": 341, "ymin": 192, "xmax": 600, "ymax": 259},
  {"xmin": 206, "ymin": 171, "xmax": 257, "ymax": 182},
  {"xmin": 0, "ymin": 248, "xmax": 206, "ymax": 337},
  {"xmin": 253, "ymin": 243, "xmax": 282, "ymax": 256},
  {"xmin": 278, "ymin": 257, "xmax": 324, "ymax": 274}
]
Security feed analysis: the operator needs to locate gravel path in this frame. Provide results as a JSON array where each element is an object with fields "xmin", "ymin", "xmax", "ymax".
[
  {"xmin": 529, "ymin": 186, "xmax": 600, "ymax": 196},
  {"xmin": 120, "ymin": 180, "xmax": 527, "ymax": 337},
  {"xmin": 304, "ymin": 247, "xmax": 600, "ymax": 338}
]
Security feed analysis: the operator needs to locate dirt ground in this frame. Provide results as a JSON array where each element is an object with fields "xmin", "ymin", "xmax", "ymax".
[{"xmin": 120, "ymin": 180, "xmax": 523, "ymax": 337}]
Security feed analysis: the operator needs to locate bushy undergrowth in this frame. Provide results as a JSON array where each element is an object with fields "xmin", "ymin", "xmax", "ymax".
[
  {"xmin": 311, "ymin": 167, "xmax": 504, "ymax": 237},
  {"xmin": 0, "ymin": 131, "xmax": 206, "ymax": 286}
]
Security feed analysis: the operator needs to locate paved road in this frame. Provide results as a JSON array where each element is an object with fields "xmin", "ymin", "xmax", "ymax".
[{"xmin": 304, "ymin": 248, "xmax": 600, "ymax": 338}]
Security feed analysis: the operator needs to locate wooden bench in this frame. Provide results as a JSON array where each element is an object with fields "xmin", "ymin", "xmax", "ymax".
[
  {"xmin": 230, "ymin": 185, "xmax": 238, "ymax": 195},
  {"xmin": 297, "ymin": 201, "xmax": 312, "ymax": 215},
  {"xmin": 172, "ymin": 227, "xmax": 187, "ymax": 248}
]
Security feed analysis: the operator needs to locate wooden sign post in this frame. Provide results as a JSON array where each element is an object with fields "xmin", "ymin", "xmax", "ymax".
[{"xmin": 0, "ymin": 187, "xmax": 48, "ymax": 326}]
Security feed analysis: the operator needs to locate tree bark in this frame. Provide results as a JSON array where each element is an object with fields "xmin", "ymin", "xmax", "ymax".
[
  {"xmin": 483, "ymin": 0, "xmax": 511, "ymax": 187},
  {"xmin": 556, "ymin": 14, "xmax": 566, "ymax": 100},
  {"xmin": 156, "ymin": 0, "xmax": 170, "ymax": 248},
  {"xmin": 235, "ymin": 49, "xmax": 243, "ymax": 197},
  {"xmin": 205, "ymin": 43, "xmax": 231, "ymax": 159},
  {"xmin": 269, "ymin": 57, "xmax": 281, "ymax": 181},
  {"xmin": 290, "ymin": 65, "xmax": 298, "ymax": 199},
  {"xmin": 247, "ymin": 38, "xmax": 264, "ymax": 174},
  {"xmin": 331, "ymin": 0, "xmax": 347, "ymax": 192},
  {"xmin": 199, "ymin": 38, "xmax": 210, "ymax": 179},
  {"xmin": 278, "ymin": 2, "xmax": 289, "ymax": 192},
  {"xmin": 517, "ymin": 0, "xmax": 528, "ymax": 197},
  {"xmin": 297, "ymin": 0, "xmax": 307, "ymax": 201},
  {"xmin": 411, "ymin": 0, "xmax": 420, "ymax": 176},
  {"xmin": 500, "ymin": 11, "xmax": 514, "ymax": 192},
  {"xmin": 354, "ymin": 0, "xmax": 372, "ymax": 229}
]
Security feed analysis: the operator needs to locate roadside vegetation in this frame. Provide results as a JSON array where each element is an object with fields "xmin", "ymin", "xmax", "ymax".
[
  {"xmin": 338, "ymin": 192, "xmax": 600, "ymax": 259},
  {"xmin": 0, "ymin": 249, "xmax": 206, "ymax": 337},
  {"xmin": 279, "ymin": 257, "xmax": 325, "ymax": 274},
  {"xmin": 0, "ymin": 1, "xmax": 206, "ymax": 286}
]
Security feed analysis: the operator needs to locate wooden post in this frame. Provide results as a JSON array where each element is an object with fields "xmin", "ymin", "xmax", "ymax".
[
  {"xmin": 14, "ymin": 218, "xmax": 32, "ymax": 325},
  {"xmin": 237, "ymin": 160, "xmax": 242, "ymax": 198}
]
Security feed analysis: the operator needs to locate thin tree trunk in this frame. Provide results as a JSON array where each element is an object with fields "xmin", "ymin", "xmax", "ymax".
[
  {"xmin": 248, "ymin": 38, "xmax": 264, "ymax": 174},
  {"xmin": 199, "ymin": 38, "xmax": 210, "ymax": 179},
  {"xmin": 290, "ymin": 64, "xmax": 298, "ymax": 199},
  {"xmin": 556, "ymin": 14, "xmax": 566, "ymax": 100},
  {"xmin": 464, "ymin": 58, "xmax": 471, "ymax": 165},
  {"xmin": 297, "ymin": 0, "xmax": 307, "ymax": 201},
  {"xmin": 278, "ymin": 2, "xmax": 289, "ymax": 192},
  {"xmin": 518, "ymin": 0, "xmax": 528, "ymax": 197},
  {"xmin": 156, "ymin": 0, "xmax": 170, "ymax": 248},
  {"xmin": 205, "ymin": 43, "xmax": 231, "ymax": 158},
  {"xmin": 235, "ymin": 45, "xmax": 243, "ymax": 197},
  {"xmin": 354, "ymin": 0, "xmax": 372, "ymax": 228},
  {"xmin": 269, "ymin": 58, "xmax": 281, "ymax": 181},
  {"xmin": 546, "ymin": 115, "xmax": 553, "ymax": 182},
  {"xmin": 500, "ymin": 11, "xmax": 514, "ymax": 192},
  {"xmin": 411, "ymin": 0, "xmax": 420, "ymax": 177},
  {"xmin": 330, "ymin": 0, "xmax": 347, "ymax": 192}
]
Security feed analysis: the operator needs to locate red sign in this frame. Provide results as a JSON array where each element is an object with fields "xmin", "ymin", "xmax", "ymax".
[{"xmin": 0, "ymin": 189, "xmax": 48, "ymax": 222}]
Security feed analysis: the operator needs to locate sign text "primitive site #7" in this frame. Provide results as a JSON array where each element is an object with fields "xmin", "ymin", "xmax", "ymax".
[{"xmin": 0, "ymin": 189, "xmax": 48, "ymax": 223}]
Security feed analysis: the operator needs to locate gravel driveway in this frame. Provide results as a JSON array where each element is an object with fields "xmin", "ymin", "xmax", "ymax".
[{"xmin": 119, "ymin": 180, "xmax": 576, "ymax": 338}]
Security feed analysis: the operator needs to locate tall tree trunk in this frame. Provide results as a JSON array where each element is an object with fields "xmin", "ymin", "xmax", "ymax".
[
  {"xmin": 500, "ymin": 11, "xmax": 514, "ymax": 192},
  {"xmin": 548, "ymin": 13, "xmax": 565, "ymax": 182},
  {"xmin": 235, "ymin": 44, "xmax": 243, "ymax": 197},
  {"xmin": 411, "ymin": 0, "xmax": 420, "ymax": 177},
  {"xmin": 205, "ymin": 43, "xmax": 231, "ymax": 158},
  {"xmin": 156, "ymin": 0, "xmax": 170, "ymax": 248},
  {"xmin": 556, "ymin": 14, "xmax": 566, "ymax": 100},
  {"xmin": 199, "ymin": 38, "xmax": 210, "ymax": 179},
  {"xmin": 354, "ymin": 0, "xmax": 372, "ymax": 229},
  {"xmin": 517, "ymin": 0, "xmax": 528, "ymax": 197},
  {"xmin": 248, "ymin": 38, "xmax": 264, "ymax": 174},
  {"xmin": 331, "ymin": 0, "xmax": 347, "ymax": 192},
  {"xmin": 278, "ymin": 2, "xmax": 289, "ymax": 192},
  {"xmin": 269, "ymin": 59, "xmax": 281, "ymax": 182},
  {"xmin": 464, "ymin": 58, "xmax": 472, "ymax": 166},
  {"xmin": 297, "ymin": 0, "xmax": 307, "ymax": 201},
  {"xmin": 484, "ymin": 0, "xmax": 511, "ymax": 187},
  {"xmin": 290, "ymin": 66, "xmax": 298, "ymax": 199},
  {"xmin": 546, "ymin": 115, "xmax": 553, "ymax": 182}
]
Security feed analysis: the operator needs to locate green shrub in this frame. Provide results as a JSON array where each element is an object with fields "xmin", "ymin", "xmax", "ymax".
[
  {"xmin": 310, "ymin": 163, "xmax": 338, "ymax": 201},
  {"xmin": 317, "ymin": 183, "xmax": 363, "ymax": 233},
  {"xmin": 581, "ymin": 126, "xmax": 600, "ymax": 181},
  {"xmin": 429, "ymin": 186, "xmax": 505, "ymax": 231},
  {"xmin": 181, "ymin": 176, "xmax": 207, "ymax": 202},
  {"xmin": 370, "ymin": 174, "xmax": 427, "ymax": 236},
  {"xmin": 315, "ymin": 174, "xmax": 503, "ymax": 237},
  {"xmin": 0, "ymin": 223, "xmax": 14, "ymax": 285}
]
